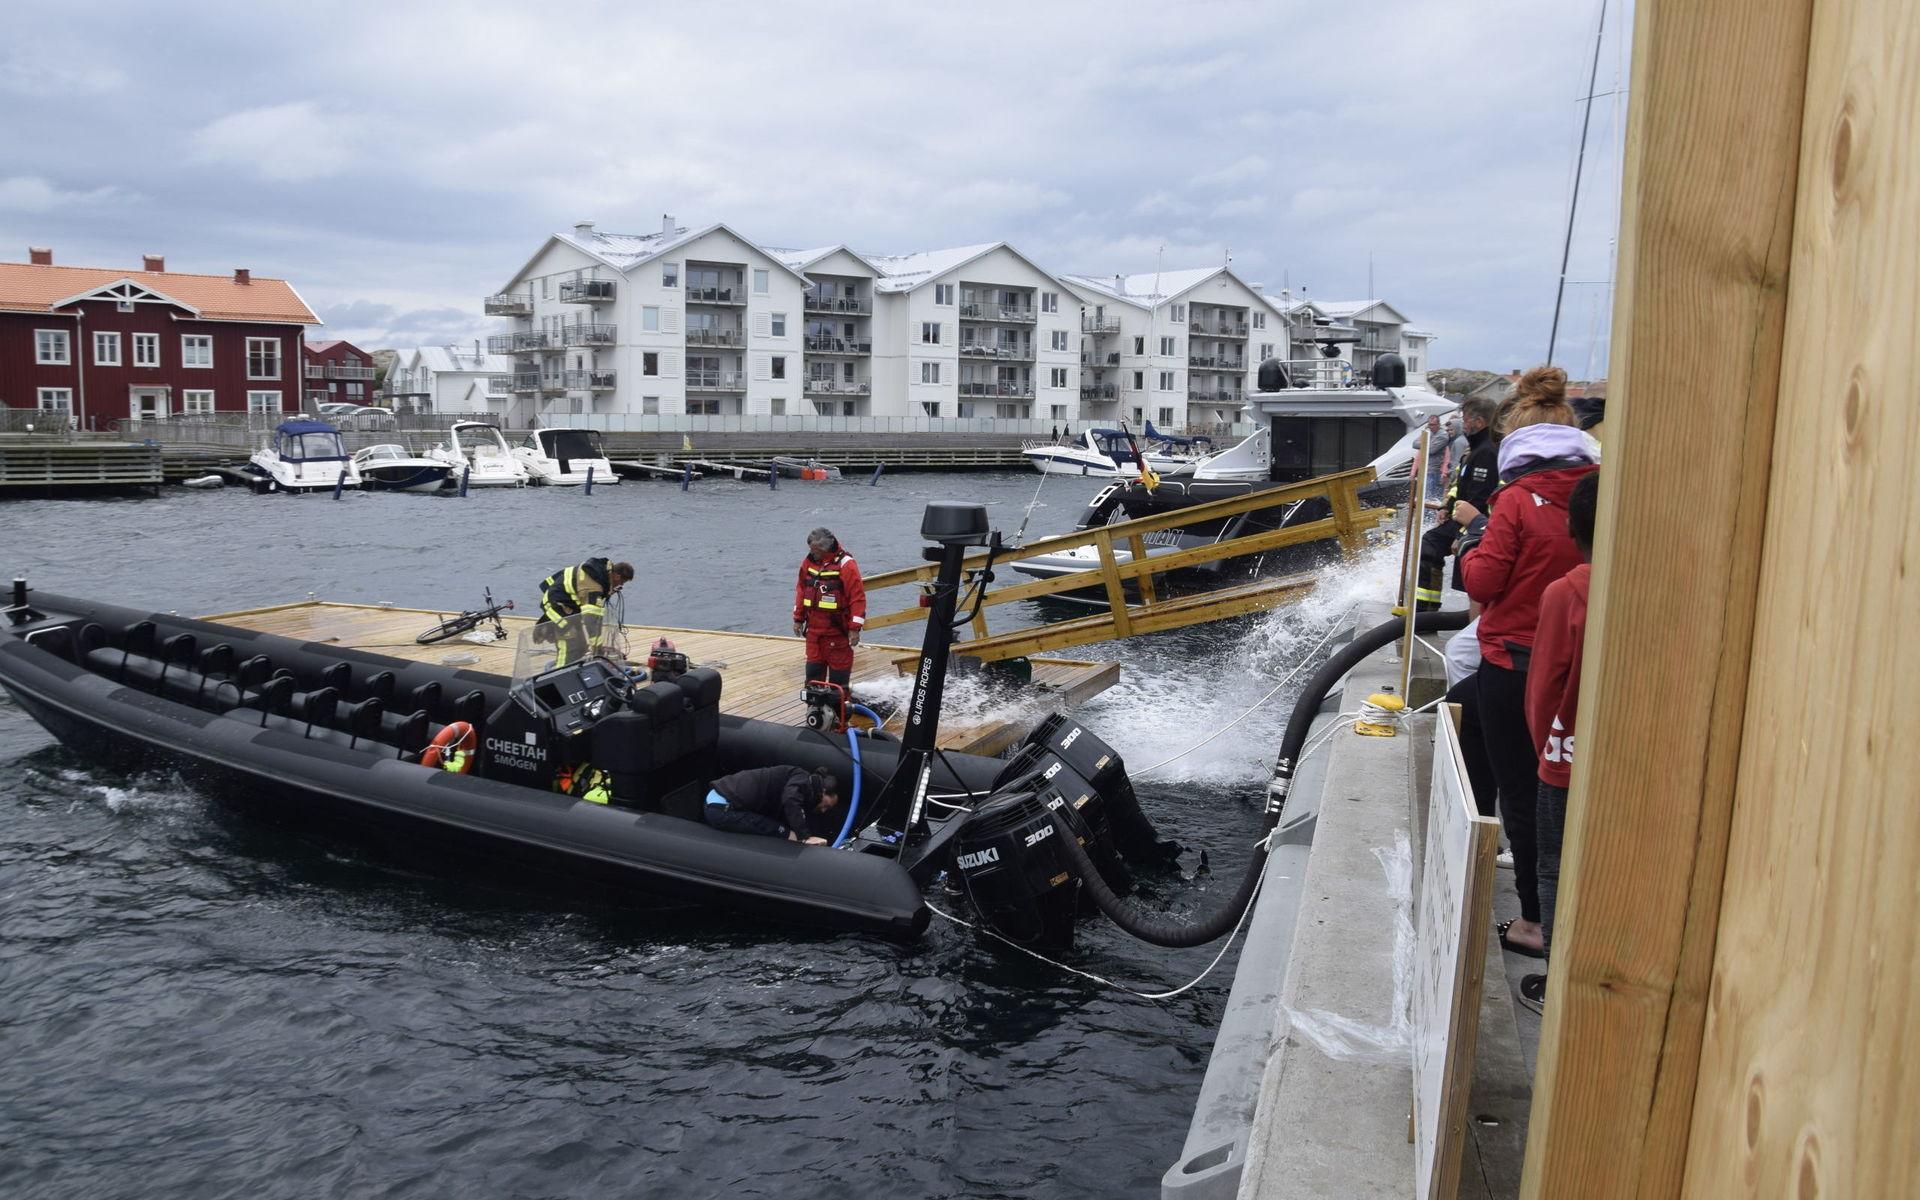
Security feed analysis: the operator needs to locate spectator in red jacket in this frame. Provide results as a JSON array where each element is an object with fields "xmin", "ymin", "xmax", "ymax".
[
  {"xmin": 792, "ymin": 527, "xmax": 867, "ymax": 690},
  {"xmin": 1518, "ymin": 470, "xmax": 1599, "ymax": 1006},
  {"xmin": 1460, "ymin": 366, "xmax": 1599, "ymax": 958}
]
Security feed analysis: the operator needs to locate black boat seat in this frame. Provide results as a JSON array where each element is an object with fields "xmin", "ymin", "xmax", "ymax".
[
  {"xmin": 362, "ymin": 670, "xmax": 397, "ymax": 704},
  {"xmin": 302, "ymin": 687, "xmax": 340, "ymax": 738},
  {"xmin": 319, "ymin": 662, "xmax": 352, "ymax": 694},
  {"xmin": 450, "ymin": 689, "xmax": 487, "ymax": 727},
  {"xmin": 393, "ymin": 710, "xmax": 430, "ymax": 759},
  {"xmin": 118, "ymin": 620, "xmax": 157, "ymax": 679},
  {"xmin": 255, "ymin": 676, "xmax": 295, "ymax": 726},
  {"xmin": 407, "ymin": 681, "xmax": 442, "ymax": 719},
  {"xmin": 75, "ymin": 622, "xmax": 106, "ymax": 663},
  {"xmin": 342, "ymin": 697, "xmax": 385, "ymax": 748},
  {"xmin": 157, "ymin": 633, "xmax": 196, "ymax": 688}
]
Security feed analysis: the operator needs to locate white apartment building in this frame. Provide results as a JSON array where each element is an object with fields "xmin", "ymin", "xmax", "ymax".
[
  {"xmin": 385, "ymin": 343, "xmax": 515, "ymax": 414},
  {"xmin": 1063, "ymin": 267, "xmax": 1286, "ymax": 431},
  {"xmin": 486, "ymin": 218, "xmax": 810, "ymax": 422},
  {"xmin": 770, "ymin": 245, "xmax": 882, "ymax": 416},
  {"xmin": 864, "ymin": 243, "xmax": 1082, "ymax": 421}
]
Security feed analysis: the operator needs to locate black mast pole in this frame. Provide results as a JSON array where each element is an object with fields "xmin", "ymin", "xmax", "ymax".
[{"xmin": 1548, "ymin": 0, "xmax": 1609, "ymax": 366}]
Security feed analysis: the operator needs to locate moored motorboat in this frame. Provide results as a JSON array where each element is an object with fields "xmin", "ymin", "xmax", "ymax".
[
  {"xmin": 1020, "ymin": 427, "xmax": 1200, "ymax": 478},
  {"xmin": 426, "ymin": 422, "xmax": 529, "ymax": 488},
  {"xmin": 770, "ymin": 456, "xmax": 842, "ymax": 480},
  {"xmin": 243, "ymin": 419, "xmax": 360, "ymax": 494},
  {"xmin": 352, "ymin": 444, "xmax": 454, "ymax": 493},
  {"xmin": 515, "ymin": 428, "xmax": 619, "ymax": 486}
]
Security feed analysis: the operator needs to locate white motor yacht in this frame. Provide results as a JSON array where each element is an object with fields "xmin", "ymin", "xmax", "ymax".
[
  {"xmin": 515, "ymin": 428, "xmax": 619, "ymax": 486},
  {"xmin": 427, "ymin": 422, "xmax": 530, "ymax": 488},
  {"xmin": 352, "ymin": 443, "xmax": 454, "ymax": 493},
  {"xmin": 244, "ymin": 420, "xmax": 359, "ymax": 494},
  {"xmin": 1020, "ymin": 428, "xmax": 1199, "ymax": 478}
]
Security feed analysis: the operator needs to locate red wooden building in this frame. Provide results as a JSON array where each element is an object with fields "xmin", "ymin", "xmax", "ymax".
[
  {"xmin": 0, "ymin": 246, "xmax": 320, "ymax": 428},
  {"xmin": 303, "ymin": 339, "xmax": 378, "ymax": 409}
]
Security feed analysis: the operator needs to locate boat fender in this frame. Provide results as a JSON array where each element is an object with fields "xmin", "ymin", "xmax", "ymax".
[{"xmin": 421, "ymin": 720, "xmax": 477, "ymax": 773}]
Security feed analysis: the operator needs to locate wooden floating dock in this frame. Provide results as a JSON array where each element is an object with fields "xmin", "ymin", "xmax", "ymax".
[
  {"xmin": 0, "ymin": 439, "xmax": 163, "ymax": 491},
  {"xmin": 200, "ymin": 600, "xmax": 1119, "ymax": 757}
]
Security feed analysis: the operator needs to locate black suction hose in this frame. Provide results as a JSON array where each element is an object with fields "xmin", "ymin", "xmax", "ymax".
[{"xmin": 1050, "ymin": 609, "xmax": 1472, "ymax": 948}]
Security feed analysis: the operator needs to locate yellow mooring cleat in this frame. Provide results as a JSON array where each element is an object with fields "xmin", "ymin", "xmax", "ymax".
[{"xmin": 1353, "ymin": 690, "xmax": 1406, "ymax": 737}]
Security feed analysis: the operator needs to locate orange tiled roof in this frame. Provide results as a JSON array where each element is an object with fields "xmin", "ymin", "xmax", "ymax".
[{"xmin": 0, "ymin": 261, "xmax": 320, "ymax": 324}]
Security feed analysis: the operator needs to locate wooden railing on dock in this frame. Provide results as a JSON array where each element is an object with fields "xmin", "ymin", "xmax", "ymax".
[
  {"xmin": 861, "ymin": 466, "xmax": 1391, "ymax": 661},
  {"xmin": 0, "ymin": 440, "xmax": 163, "ymax": 491}
]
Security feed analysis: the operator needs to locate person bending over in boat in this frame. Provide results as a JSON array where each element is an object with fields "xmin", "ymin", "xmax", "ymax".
[
  {"xmin": 535, "ymin": 557, "xmax": 634, "ymax": 666},
  {"xmin": 792, "ymin": 528, "xmax": 866, "ymax": 691},
  {"xmin": 704, "ymin": 766, "xmax": 838, "ymax": 844}
]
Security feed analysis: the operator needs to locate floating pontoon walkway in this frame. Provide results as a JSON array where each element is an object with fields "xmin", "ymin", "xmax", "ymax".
[{"xmin": 200, "ymin": 601, "xmax": 1118, "ymax": 756}]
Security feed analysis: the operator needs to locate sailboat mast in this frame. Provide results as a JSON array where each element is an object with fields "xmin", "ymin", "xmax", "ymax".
[{"xmin": 1547, "ymin": 0, "xmax": 1609, "ymax": 365}]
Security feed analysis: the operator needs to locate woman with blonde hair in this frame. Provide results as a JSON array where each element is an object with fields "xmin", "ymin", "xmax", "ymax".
[{"xmin": 1460, "ymin": 365, "xmax": 1597, "ymax": 958}]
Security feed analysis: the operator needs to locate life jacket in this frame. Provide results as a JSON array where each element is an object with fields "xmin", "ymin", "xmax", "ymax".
[
  {"xmin": 554, "ymin": 761, "xmax": 613, "ymax": 806},
  {"xmin": 541, "ymin": 557, "xmax": 612, "ymax": 621},
  {"xmin": 799, "ymin": 552, "xmax": 850, "ymax": 623}
]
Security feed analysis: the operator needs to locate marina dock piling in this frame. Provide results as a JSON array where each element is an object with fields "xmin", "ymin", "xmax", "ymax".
[
  {"xmin": 681, "ymin": 464, "xmax": 692, "ymax": 491},
  {"xmin": 768, "ymin": 461, "xmax": 777, "ymax": 490},
  {"xmin": 584, "ymin": 466, "xmax": 594, "ymax": 495},
  {"xmin": 332, "ymin": 471, "xmax": 346, "ymax": 501},
  {"xmin": 869, "ymin": 464, "xmax": 884, "ymax": 486},
  {"xmin": 459, "ymin": 466, "xmax": 470, "ymax": 498}
]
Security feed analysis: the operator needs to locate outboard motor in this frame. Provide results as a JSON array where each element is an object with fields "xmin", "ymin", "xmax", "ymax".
[
  {"xmin": 1255, "ymin": 357, "xmax": 1290, "ymax": 392},
  {"xmin": 950, "ymin": 777, "xmax": 1097, "ymax": 950},
  {"xmin": 1371, "ymin": 353, "xmax": 1408, "ymax": 388},
  {"xmin": 1016, "ymin": 712, "xmax": 1180, "ymax": 863},
  {"xmin": 993, "ymin": 742, "xmax": 1133, "ymax": 898}
]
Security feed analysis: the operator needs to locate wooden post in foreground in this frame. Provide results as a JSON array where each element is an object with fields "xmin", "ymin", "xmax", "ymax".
[{"xmin": 1519, "ymin": 0, "xmax": 1813, "ymax": 1191}]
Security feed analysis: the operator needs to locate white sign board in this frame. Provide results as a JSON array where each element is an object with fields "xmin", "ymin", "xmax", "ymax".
[{"xmin": 1412, "ymin": 705, "xmax": 1502, "ymax": 1200}]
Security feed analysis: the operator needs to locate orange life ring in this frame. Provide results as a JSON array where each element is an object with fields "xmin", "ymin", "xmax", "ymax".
[{"xmin": 421, "ymin": 720, "xmax": 477, "ymax": 772}]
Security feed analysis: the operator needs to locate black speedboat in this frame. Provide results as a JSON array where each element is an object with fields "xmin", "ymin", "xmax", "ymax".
[{"xmin": 0, "ymin": 505, "xmax": 1174, "ymax": 948}]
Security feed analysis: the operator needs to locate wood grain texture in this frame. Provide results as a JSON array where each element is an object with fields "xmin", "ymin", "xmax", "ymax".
[
  {"xmin": 1681, "ymin": 2, "xmax": 1920, "ymax": 1194},
  {"xmin": 1520, "ymin": 0, "xmax": 1816, "ymax": 1194}
]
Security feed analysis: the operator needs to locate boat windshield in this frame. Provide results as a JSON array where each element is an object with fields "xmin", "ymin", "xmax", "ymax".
[
  {"xmin": 508, "ymin": 590, "xmax": 633, "ymax": 687},
  {"xmin": 453, "ymin": 425, "xmax": 511, "ymax": 459},
  {"xmin": 535, "ymin": 429, "xmax": 606, "ymax": 461},
  {"xmin": 357, "ymin": 444, "xmax": 405, "ymax": 462},
  {"xmin": 276, "ymin": 431, "xmax": 347, "ymax": 462}
]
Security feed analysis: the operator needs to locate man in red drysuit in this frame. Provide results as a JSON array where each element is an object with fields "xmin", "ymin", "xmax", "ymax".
[{"xmin": 792, "ymin": 527, "xmax": 866, "ymax": 689}]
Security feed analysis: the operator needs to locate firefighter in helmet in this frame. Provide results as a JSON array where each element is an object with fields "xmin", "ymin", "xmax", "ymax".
[{"xmin": 536, "ymin": 557, "xmax": 634, "ymax": 666}]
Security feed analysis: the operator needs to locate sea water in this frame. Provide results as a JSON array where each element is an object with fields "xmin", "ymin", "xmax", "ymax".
[{"xmin": 0, "ymin": 473, "xmax": 1400, "ymax": 1198}]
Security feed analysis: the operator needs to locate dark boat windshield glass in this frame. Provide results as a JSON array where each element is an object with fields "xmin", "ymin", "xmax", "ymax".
[
  {"xmin": 537, "ymin": 429, "xmax": 605, "ymax": 460},
  {"xmin": 1268, "ymin": 416, "xmax": 1406, "ymax": 482},
  {"xmin": 276, "ymin": 431, "xmax": 347, "ymax": 462}
]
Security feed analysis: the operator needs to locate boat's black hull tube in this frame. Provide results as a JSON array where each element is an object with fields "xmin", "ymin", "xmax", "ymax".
[{"xmin": 1046, "ymin": 610, "xmax": 1472, "ymax": 948}]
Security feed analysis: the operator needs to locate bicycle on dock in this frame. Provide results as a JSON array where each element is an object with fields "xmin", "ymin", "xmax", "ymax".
[{"xmin": 416, "ymin": 589, "xmax": 514, "ymax": 645}]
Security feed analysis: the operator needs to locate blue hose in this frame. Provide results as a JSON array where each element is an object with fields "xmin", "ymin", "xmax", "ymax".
[{"xmin": 833, "ymin": 703, "xmax": 886, "ymax": 848}]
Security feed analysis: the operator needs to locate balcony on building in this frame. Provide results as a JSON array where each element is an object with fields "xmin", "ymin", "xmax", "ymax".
[
  {"xmin": 1187, "ymin": 387, "xmax": 1246, "ymax": 406},
  {"xmin": 489, "ymin": 375, "xmax": 518, "ymax": 393},
  {"xmin": 804, "ymin": 333, "xmax": 872, "ymax": 355},
  {"xmin": 485, "ymin": 293, "xmax": 533, "ymax": 316},
  {"xmin": 563, "ymin": 370, "xmax": 617, "ymax": 392},
  {"xmin": 959, "ymin": 340, "xmax": 1035, "ymax": 363},
  {"xmin": 686, "ymin": 327, "xmax": 744, "ymax": 348},
  {"xmin": 1188, "ymin": 350, "xmax": 1247, "ymax": 371},
  {"xmin": 1082, "ymin": 313, "xmax": 1122, "ymax": 334},
  {"xmin": 686, "ymin": 284, "xmax": 744, "ymax": 306},
  {"xmin": 561, "ymin": 323, "xmax": 617, "ymax": 348},
  {"xmin": 326, "ymin": 363, "xmax": 377, "ymax": 381},
  {"xmin": 1081, "ymin": 383, "xmax": 1118, "ymax": 400},
  {"xmin": 1189, "ymin": 316, "xmax": 1250, "ymax": 339},
  {"xmin": 958, "ymin": 380, "xmax": 1036, "ymax": 399},
  {"xmin": 510, "ymin": 374, "xmax": 540, "ymax": 394},
  {"xmin": 489, "ymin": 331, "xmax": 559, "ymax": 355},
  {"xmin": 958, "ymin": 297, "xmax": 1037, "ymax": 324},
  {"xmin": 1080, "ymin": 350, "xmax": 1121, "ymax": 369},
  {"xmin": 687, "ymin": 370, "xmax": 747, "ymax": 393},
  {"xmin": 559, "ymin": 278, "xmax": 617, "ymax": 304},
  {"xmin": 804, "ymin": 378, "xmax": 872, "ymax": 396},
  {"xmin": 805, "ymin": 290, "xmax": 870, "ymax": 315}
]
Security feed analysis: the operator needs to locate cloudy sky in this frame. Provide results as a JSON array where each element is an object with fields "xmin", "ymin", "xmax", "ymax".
[{"xmin": 0, "ymin": 0, "xmax": 1629, "ymax": 373}]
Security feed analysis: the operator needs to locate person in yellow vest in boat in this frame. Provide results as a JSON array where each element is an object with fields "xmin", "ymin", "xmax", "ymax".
[
  {"xmin": 536, "ymin": 557, "xmax": 634, "ymax": 666},
  {"xmin": 555, "ymin": 761, "xmax": 613, "ymax": 806}
]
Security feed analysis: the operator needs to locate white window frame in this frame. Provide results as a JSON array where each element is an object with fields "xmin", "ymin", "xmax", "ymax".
[
  {"xmin": 182, "ymin": 389, "xmax": 215, "ymax": 415},
  {"xmin": 181, "ymin": 334, "xmax": 213, "ymax": 368},
  {"xmin": 642, "ymin": 395, "xmax": 660, "ymax": 415},
  {"xmin": 1159, "ymin": 336, "xmax": 1176, "ymax": 356},
  {"xmin": 36, "ymin": 387, "xmax": 73, "ymax": 412},
  {"xmin": 643, "ymin": 306, "xmax": 660, "ymax": 333},
  {"xmin": 753, "ymin": 268, "xmax": 769, "ymax": 294},
  {"xmin": 247, "ymin": 390, "xmax": 283, "ymax": 414},
  {"xmin": 920, "ymin": 361, "xmax": 940, "ymax": 384},
  {"xmin": 245, "ymin": 337, "xmax": 280, "ymax": 380},
  {"xmin": 920, "ymin": 322, "xmax": 941, "ymax": 345},
  {"xmin": 1252, "ymin": 311, "xmax": 1266, "ymax": 330},
  {"xmin": 132, "ymin": 332, "xmax": 160, "ymax": 367},
  {"xmin": 771, "ymin": 356, "xmax": 786, "ymax": 380},
  {"xmin": 93, "ymin": 331, "xmax": 122, "ymax": 366},
  {"xmin": 1158, "ymin": 371, "xmax": 1175, "ymax": 391},
  {"xmin": 1049, "ymin": 366, "xmax": 1067, "ymax": 388},
  {"xmin": 643, "ymin": 352, "xmax": 660, "ymax": 377},
  {"xmin": 1158, "ymin": 407, "xmax": 1175, "ymax": 426},
  {"xmin": 1041, "ymin": 291, "xmax": 1058, "ymax": 313},
  {"xmin": 934, "ymin": 283, "xmax": 954, "ymax": 305},
  {"xmin": 1132, "ymin": 370, "xmax": 1145, "ymax": 391},
  {"xmin": 770, "ymin": 312, "xmax": 786, "ymax": 338},
  {"xmin": 1133, "ymin": 336, "xmax": 1145, "ymax": 356},
  {"xmin": 662, "ymin": 262, "xmax": 679, "ymax": 288},
  {"xmin": 1049, "ymin": 330, "xmax": 1068, "ymax": 352},
  {"xmin": 921, "ymin": 401, "xmax": 940, "ymax": 417},
  {"xmin": 35, "ymin": 328, "xmax": 71, "ymax": 365},
  {"xmin": 1171, "ymin": 303, "xmax": 1186, "ymax": 322}
]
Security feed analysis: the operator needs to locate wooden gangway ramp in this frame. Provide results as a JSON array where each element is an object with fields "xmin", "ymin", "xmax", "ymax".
[
  {"xmin": 862, "ymin": 465, "xmax": 1393, "ymax": 663},
  {"xmin": 200, "ymin": 601, "xmax": 1118, "ymax": 757}
]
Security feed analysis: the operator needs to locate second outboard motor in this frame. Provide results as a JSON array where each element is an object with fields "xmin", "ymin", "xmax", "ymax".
[
  {"xmin": 993, "ymin": 743, "xmax": 1132, "ymax": 897},
  {"xmin": 1371, "ymin": 353, "xmax": 1408, "ymax": 388},
  {"xmin": 1016, "ymin": 713, "xmax": 1180, "ymax": 863},
  {"xmin": 951, "ymin": 780, "xmax": 1096, "ymax": 950}
]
